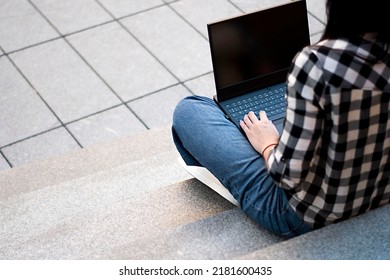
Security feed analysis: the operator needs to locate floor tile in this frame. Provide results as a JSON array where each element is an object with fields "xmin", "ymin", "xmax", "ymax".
[
  {"xmin": 68, "ymin": 22, "xmax": 177, "ymax": 102},
  {"xmin": 0, "ymin": 0, "xmax": 58, "ymax": 53},
  {"xmin": 10, "ymin": 38, "xmax": 121, "ymax": 124},
  {"xmin": 0, "ymin": 154, "xmax": 11, "ymax": 170},
  {"xmin": 2, "ymin": 127, "xmax": 80, "ymax": 167},
  {"xmin": 184, "ymin": 73, "xmax": 216, "ymax": 99},
  {"xmin": 121, "ymin": 6, "xmax": 212, "ymax": 82},
  {"xmin": 308, "ymin": 13, "xmax": 325, "ymax": 36},
  {"xmin": 98, "ymin": 0, "xmax": 164, "ymax": 19},
  {"xmin": 306, "ymin": 0, "xmax": 327, "ymax": 24},
  {"xmin": 171, "ymin": 0, "xmax": 242, "ymax": 38},
  {"xmin": 0, "ymin": 57, "xmax": 60, "ymax": 147},
  {"xmin": 310, "ymin": 33, "xmax": 324, "ymax": 45},
  {"xmin": 229, "ymin": 0, "xmax": 291, "ymax": 13},
  {"xmin": 128, "ymin": 85, "xmax": 191, "ymax": 129},
  {"xmin": 31, "ymin": 0, "xmax": 112, "ymax": 35},
  {"xmin": 67, "ymin": 106, "xmax": 147, "ymax": 147}
]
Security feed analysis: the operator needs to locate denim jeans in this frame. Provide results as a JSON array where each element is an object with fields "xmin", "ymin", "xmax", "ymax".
[{"xmin": 172, "ymin": 95, "xmax": 312, "ymax": 237}]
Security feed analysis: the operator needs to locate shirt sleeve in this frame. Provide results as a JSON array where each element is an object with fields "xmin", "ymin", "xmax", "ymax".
[{"xmin": 268, "ymin": 47, "xmax": 326, "ymax": 190}]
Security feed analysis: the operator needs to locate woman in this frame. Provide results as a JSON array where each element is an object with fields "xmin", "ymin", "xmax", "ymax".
[{"xmin": 172, "ymin": 0, "xmax": 390, "ymax": 237}]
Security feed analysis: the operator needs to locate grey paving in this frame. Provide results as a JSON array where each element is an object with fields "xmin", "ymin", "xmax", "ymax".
[
  {"xmin": 0, "ymin": 0, "xmax": 327, "ymax": 168},
  {"xmin": 241, "ymin": 204, "xmax": 390, "ymax": 260},
  {"xmin": 229, "ymin": 0, "xmax": 291, "ymax": 13},
  {"xmin": 306, "ymin": 0, "xmax": 327, "ymax": 24},
  {"xmin": 31, "ymin": 0, "xmax": 112, "ymax": 35},
  {"xmin": 121, "ymin": 5, "xmax": 212, "ymax": 82},
  {"xmin": 67, "ymin": 21, "xmax": 178, "ymax": 102},
  {"xmin": 184, "ymin": 73, "xmax": 216, "ymax": 99},
  {"xmin": 308, "ymin": 13, "xmax": 325, "ymax": 37},
  {"xmin": 0, "ymin": 57, "xmax": 60, "ymax": 147},
  {"xmin": 0, "ymin": 126, "xmax": 182, "ymax": 200},
  {"xmin": 0, "ymin": 154, "xmax": 10, "ymax": 171},
  {"xmin": 2, "ymin": 127, "xmax": 80, "ymax": 167},
  {"xmin": 0, "ymin": 0, "xmax": 58, "ymax": 53},
  {"xmin": 66, "ymin": 105, "xmax": 146, "ymax": 147},
  {"xmin": 171, "ymin": 0, "xmax": 242, "ymax": 38},
  {"xmin": 10, "ymin": 38, "xmax": 121, "ymax": 123},
  {"xmin": 128, "ymin": 85, "xmax": 191, "ymax": 129},
  {"xmin": 98, "ymin": 0, "xmax": 164, "ymax": 18}
]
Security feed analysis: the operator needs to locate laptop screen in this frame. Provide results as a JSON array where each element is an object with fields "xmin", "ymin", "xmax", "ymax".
[{"xmin": 208, "ymin": 0, "xmax": 310, "ymax": 101}]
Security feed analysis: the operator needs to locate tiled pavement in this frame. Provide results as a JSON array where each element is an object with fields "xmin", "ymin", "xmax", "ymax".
[{"xmin": 0, "ymin": 0, "xmax": 326, "ymax": 170}]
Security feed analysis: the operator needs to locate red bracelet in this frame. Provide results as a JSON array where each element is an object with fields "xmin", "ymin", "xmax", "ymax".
[{"xmin": 261, "ymin": 143, "xmax": 277, "ymax": 156}]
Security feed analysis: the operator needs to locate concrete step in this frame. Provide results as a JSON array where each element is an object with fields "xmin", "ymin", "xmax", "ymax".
[
  {"xmin": 0, "ymin": 176, "xmax": 237, "ymax": 259},
  {"xmin": 240, "ymin": 204, "xmax": 390, "ymax": 260},
  {"xmin": 0, "ymin": 126, "xmax": 283, "ymax": 259},
  {"xmin": 0, "ymin": 173, "xmax": 284, "ymax": 260},
  {"xmin": 109, "ymin": 206, "xmax": 284, "ymax": 260},
  {"xmin": 1, "ymin": 125, "xmax": 389, "ymax": 260},
  {"xmin": 0, "ymin": 126, "xmax": 186, "ymax": 200}
]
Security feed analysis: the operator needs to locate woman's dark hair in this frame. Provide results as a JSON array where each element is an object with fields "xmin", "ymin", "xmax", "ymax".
[{"xmin": 321, "ymin": 0, "xmax": 390, "ymax": 42}]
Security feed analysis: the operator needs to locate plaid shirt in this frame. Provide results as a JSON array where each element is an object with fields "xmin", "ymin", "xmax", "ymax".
[{"xmin": 268, "ymin": 34, "xmax": 390, "ymax": 229}]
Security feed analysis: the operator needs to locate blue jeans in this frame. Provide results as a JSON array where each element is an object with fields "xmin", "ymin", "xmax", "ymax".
[{"xmin": 172, "ymin": 95, "xmax": 312, "ymax": 237}]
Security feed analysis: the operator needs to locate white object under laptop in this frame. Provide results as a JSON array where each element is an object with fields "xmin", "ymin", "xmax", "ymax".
[
  {"xmin": 208, "ymin": 0, "xmax": 310, "ymax": 133},
  {"xmin": 177, "ymin": 157, "xmax": 239, "ymax": 206}
]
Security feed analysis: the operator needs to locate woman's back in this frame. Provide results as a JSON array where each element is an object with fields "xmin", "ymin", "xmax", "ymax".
[{"xmin": 269, "ymin": 33, "xmax": 390, "ymax": 228}]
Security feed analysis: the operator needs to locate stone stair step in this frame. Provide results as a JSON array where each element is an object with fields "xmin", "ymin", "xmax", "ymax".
[
  {"xmin": 2, "ymin": 125, "xmax": 388, "ymax": 260},
  {"xmin": 110, "ymin": 207, "xmax": 284, "ymax": 260},
  {"xmin": 1, "ymin": 177, "xmax": 238, "ymax": 259},
  {"xmin": 239, "ymin": 204, "xmax": 390, "ymax": 260},
  {"xmin": 0, "ymin": 126, "xmax": 181, "ymax": 200}
]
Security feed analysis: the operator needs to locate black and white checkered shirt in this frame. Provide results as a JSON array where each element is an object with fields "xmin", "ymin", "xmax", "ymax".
[{"xmin": 268, "ymin": 34, "xmax": 390, "ymax": 229}]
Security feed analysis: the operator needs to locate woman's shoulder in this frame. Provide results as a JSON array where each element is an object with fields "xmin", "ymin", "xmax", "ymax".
[{"xmin": 304, "ymin": 34, "xmax": 385, "ymax": 62}]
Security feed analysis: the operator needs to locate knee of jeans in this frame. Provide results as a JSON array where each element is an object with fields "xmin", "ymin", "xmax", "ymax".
[
  {"xmin": 173, "ymin": 96, "xmax": 209, "ymax": 129},
  {"xmin": 173, "ymin": 96, "xmax": 193, "ymax": 119}
]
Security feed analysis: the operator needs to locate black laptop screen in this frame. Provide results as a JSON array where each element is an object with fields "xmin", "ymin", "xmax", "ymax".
[{"xmin": 208, "ymin": 0, "xmax": 310, "ymax": 100}]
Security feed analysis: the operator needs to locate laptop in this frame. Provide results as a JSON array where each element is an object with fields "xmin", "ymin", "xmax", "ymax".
[{"xmin": 207, "ymin": 0, "xmax": 310, "ymax": 133}]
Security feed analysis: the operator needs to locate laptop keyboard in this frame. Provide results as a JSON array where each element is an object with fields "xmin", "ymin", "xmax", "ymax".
[{"xmin": 224, "ymin": 84, "xmax": 287, "ymax": 122}]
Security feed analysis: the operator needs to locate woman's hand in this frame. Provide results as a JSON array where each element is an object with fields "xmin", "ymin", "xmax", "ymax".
[{"xmin": 240, "ymin": 111, "xmax": 280, "ymax": 156}]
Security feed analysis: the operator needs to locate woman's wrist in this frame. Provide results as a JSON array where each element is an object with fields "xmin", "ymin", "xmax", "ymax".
[
  {"xmin": 261, "ymin": 143, "xmax": 277, "ymax": 156},
  {"xmin": 261, "ymin": 143, "xmax": 277, "ymax": 164}
]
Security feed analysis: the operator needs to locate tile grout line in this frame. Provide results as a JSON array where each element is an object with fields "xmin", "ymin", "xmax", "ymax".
[
  {"xmin": 307, "ymin": 10, "xmax": 327, "ymax": 26},
  {"xmin": 0, "ymin": 149, "xmax": 13, "ymax": 168},
  {"xmin": 161, "ymin": 0, "xmax": 230, "ymax": 96},
  {"xmin": 0, "ymin": 125, "xmax": 63, "ymax": 151},
  {"xmin": 165, "ymin": 2, "xmax": 209, "ymax": 41},
  {"xmin": 225, "ymin": 0, "xmax": 245, "ymax": 14}
]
